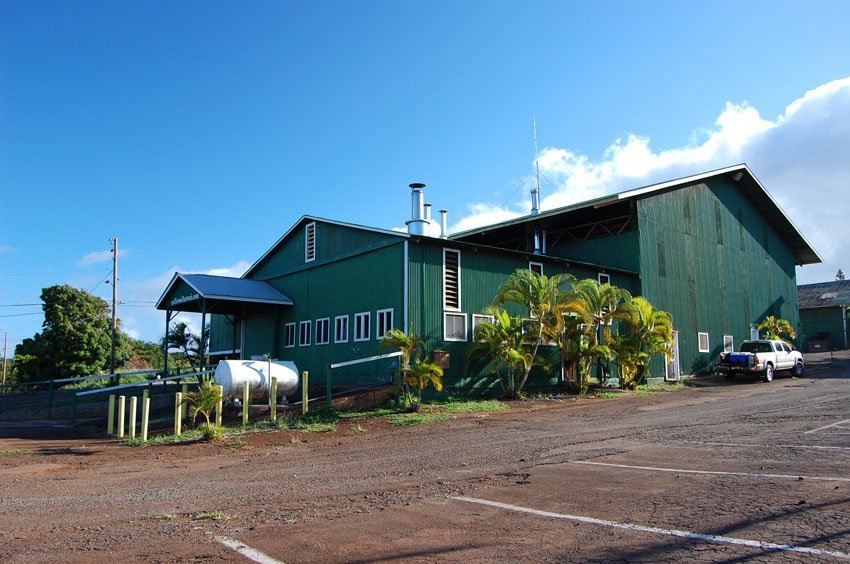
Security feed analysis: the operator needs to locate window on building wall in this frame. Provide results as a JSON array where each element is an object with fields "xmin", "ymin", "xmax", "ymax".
[
  {"xmin": 444, "ymin": 312, "xmax": 467, "ymax": 341},
  {"xmin": 529, "ymin": 262, "xmax": 543, "ymax": 276},
  {"xmin": 305, "ymin": 222, "xmax": 316, "ymax": 262},
  {"xmin": 315, "ymin": 318, "xmax": 330, "ymax": 345},
  {"xmin": 334, "ymin": 315, "xmax": 349, "ymax": 343},
  {"xmin": 723, "ymin": 335, "xmax": 734, "ymax": 353},
  {"xmin": 354, "ymin": 312, "xmax": 371, "ymax": 342},
  {"xmin": 284, "ymin": 323, "xmax": 296, "ymax": 348},
  {"xmin": 299, "ymin": 320, "xmax": 312, "ymax": 346},
  {"xmin": 444, "ymin": 249, "xmax": 461, "ymax": 310},
  {"xmin": 377, "ymin": 308, "xmax": 394, "ymax": 339},
  {"xmin": 472, "ymin": 314, "xmax": 494, "ymax": 341},
  {"xmin": 698, "ymin": 332, "xmax": 710, "ymax": 353},
  {"xmin": 598, "ymin": 273, "xmax": 611, "ymax": 285}
]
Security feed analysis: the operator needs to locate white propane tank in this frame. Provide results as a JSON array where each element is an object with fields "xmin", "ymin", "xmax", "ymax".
[{"xmin": 214, "ymin": 359, "xmax": 299, "ymax": 398}]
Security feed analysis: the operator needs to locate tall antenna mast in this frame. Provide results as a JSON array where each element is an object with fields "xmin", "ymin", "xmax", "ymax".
[{"xmin": 531, "ymin": 116, "xmax": 541, "ymax": 215}]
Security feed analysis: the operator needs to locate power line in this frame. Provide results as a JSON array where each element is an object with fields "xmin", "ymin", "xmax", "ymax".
[
  {"xmin": 0, "ymin": 268, "xmax": 111, "ymax": 277},
  {"xmin": 0, "ymin": 312, "xmax": 42, "ymax": 318},
  {"xmin": 0, "ymin": 303, "xmax": 41, "ymax": 307}
]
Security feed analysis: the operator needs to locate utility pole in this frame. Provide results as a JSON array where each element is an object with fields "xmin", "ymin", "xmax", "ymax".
[
  {"xmin": 2, "ymin": 330, "xmax": 7, "ymax": 386},
  {"xmin": 110, "ymin": 237, "xmax": 118, "ymax": 377}
]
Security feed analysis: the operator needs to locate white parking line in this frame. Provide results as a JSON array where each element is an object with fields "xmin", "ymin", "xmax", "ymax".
[
  {"xmin": 452, "ymin": 496, "xmax": 850, "ymax": 559},
  {"xmin": 805, "ymin": 418, "xmax": 850, "ymax": 434},
  {"xmin": 215, "ymin": 536, "xmax": 284, "ymax": 564},
  {"xmin": 691, "ymin": 441, "xmax": 850, "ymax": 451},
  {"xmin": 571, "ymin": 460, "xmax": 850, "ymax": 482}
]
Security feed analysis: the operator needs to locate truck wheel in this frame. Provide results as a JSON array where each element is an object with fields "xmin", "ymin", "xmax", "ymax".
[
  {"xmin": 762, "ymin": 364, "xmax": 774, "ymax": 383},
  {"xmin": 793, "ymin": 361, "xmax": 805, "ymax": 378}
]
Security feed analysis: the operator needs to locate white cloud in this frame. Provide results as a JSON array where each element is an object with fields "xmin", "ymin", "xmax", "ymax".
[
  {"xmin": 78, "ymin": 248, "xmax": 129, "ymax": 266},
  {"xmin": 452, "ymin": 77, "xmax": 850, "ymax": 284}
]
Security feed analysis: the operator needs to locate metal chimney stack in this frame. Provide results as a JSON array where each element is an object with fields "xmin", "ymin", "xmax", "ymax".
[
  {"xmin": 531, "ymin": 186, "xmax": 540, "ymax": 216},
  {"xmin": 406, "ymin": 183, "xmax": 429, "ymax": 236},
  {"xmin": 439, "ymin": 209, "xmax": 448, "ymax": 239}
]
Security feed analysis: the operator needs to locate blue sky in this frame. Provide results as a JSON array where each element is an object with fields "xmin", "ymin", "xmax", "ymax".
[{"xmin": 2, "ymin": 1, "xmax": 850, "ymax": 347}]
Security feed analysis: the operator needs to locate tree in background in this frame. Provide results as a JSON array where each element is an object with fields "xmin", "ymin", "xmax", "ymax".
[
  {"xmin": 14, "ymin": 285, "xmax": 112, "ymax": 381},
  {"xmin": 837, "ymin": 269, "xmax": 845, "ymax": 281},
  {"xmin": 164, "ymin": 321, "xmax": 207, "ymax": 370},
  {"xmin": 758, "ymin": 315, "xmax": 797, "ymax": 345}
]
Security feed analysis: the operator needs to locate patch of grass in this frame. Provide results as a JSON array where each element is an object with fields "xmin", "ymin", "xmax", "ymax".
[
  {"xmin": 634, "ymin": 382, "xmax": 687, "ymax": 396},
  {"xmin": 193, "ymin": 510, "xmax": 232, "ymax": 521},
  {"xmin": 335, "ymin": 403, "xmax": 405, "ymax": 421},
  {"xmin": 226, "ymin": 438, "xmax": 246, "ymax": 451},
  {"xmin": 0, "ymin": 445, "xmax": 32, "ymax": 456},
  {"xmin": 63, "ymin": 374, "xmax": 150, "ymax": 391},
  {"xmin": 429, "ymin": 398, "xmax": 508, "ymax": 413},
  {"xmin": 387, "ymin": 412, "xmax": 451, "ymax": 426},
  {"xmin": 594, "ymin": 391, "xmax": 623, "ymax": 399},
  {"xmin": 124, "ymin": 429, "xmax": 204, "ymax": 446},
  {"xmin": 348, "ymin": 423, "xmax": 367, "ymax": 433}
]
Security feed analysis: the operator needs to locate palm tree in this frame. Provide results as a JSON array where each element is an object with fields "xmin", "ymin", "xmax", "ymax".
[
  {"xmin": 562, "ymin": 278, "xmax": 631, "ymax": 388},
  {"xmin": 165, "ymin": 322, "xmax": 201, "ymax": 370},
  {"xmin": 757, "ymin": 315, "xmax": 797, "ymax": 345},
  {"xmin": 467, "ymin": 308, "xmax": 539, "ymax": 399},
  {"xmin": 613, "ymin": 296, "xmax": 674, "ymax": 388},
  {"xmin": 180, "ymin": 380, "xmax": 223, "ymax": 441},
  {"xmin": 381, "ymin": 329, "xmax": 425, "ymax": 404},
  {"xmin": 494, "ymin": 270, "xmax": 575, "ymax": 396},
  {"xmin": 402, "ymin": 357, "xmax": 444, "ymax": 410}
]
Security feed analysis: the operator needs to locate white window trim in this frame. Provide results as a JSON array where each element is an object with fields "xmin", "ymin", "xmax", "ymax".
[
  {"xmin": 598, "ymin": 273, "xmax": 611, "ymax": 285},
  {"xmin": 529, "ymin": 261, "xmax": 544, "ymax": 276},
  {"xmin": 377, "ymin": 308, "xmax": 394, "ymax": 339},
  {"xmin": 315, "ymin": 317, "xmax": 330, "ymax": 345},
  {"xmin": 443, "ymin": 248, "xmax": 462, "ymax": 312},
  {"xmin": 444, "ymin": 312, "xmax": 467, "ymax": 342},
  {"xmin": 723, "ymin": 334, "xmax": 734, "ymax": 353},
  {"xmin": 334, "ymin": 315, "xmax": 349, "ymax": 343},
  {"xmin": 284, "ymin": 322, "xmax": 296, "ymax": 348},
  {"xmin": 305, "ymin": 221, "xmax": 316, "ymax": 263},
  {"xmin": 472, "ymin": 314, "xmax": 494, "ymax": 341},
  {"xmin": 354, "ymin": 311, "xmax": 371, "ymax": 342},
  {"xmin": 299, "ymin": 320, "xmax": 312, "ymax": 346},
  {"xmin": 698, "ymin": 332, "xmax": 710, "ymax": 353}
]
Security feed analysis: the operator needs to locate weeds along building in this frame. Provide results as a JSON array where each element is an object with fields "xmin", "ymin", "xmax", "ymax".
[{"xmin": 156, "ymin": 164, "xmax": 820, "ymax": 395}]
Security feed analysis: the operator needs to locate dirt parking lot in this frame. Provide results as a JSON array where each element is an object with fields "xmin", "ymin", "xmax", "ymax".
[{"xmin": 2, "ymin": 356, "xmax": 849, "ymax": 563}]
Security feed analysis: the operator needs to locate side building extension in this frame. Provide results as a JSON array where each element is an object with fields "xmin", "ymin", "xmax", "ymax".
[
  {"xmin": 156, "ymin": 164, "xmax": 820, "ymax": 397},
  {"xmin": 797, "ymin": 280, "xmax": 850, "ymax": 351}
]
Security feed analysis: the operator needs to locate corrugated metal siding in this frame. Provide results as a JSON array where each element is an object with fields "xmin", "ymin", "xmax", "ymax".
[
  {"xmin": 209, "ymin": 315, "xmax": 239, "ymax": 353},
  {"xmin": 548, "ymin": 230, "xmax": 641, "ymax": 272},
  {"xmin": 800, "ymin": 307, "xmax": 848, "ymax": 350},
  {"xmin": 638, "ymin": 179, "xmax": 800, "ymax": 375},
  {"xmin": 251, "ymin": 221, "xmax": 403, "ymax": 280}
]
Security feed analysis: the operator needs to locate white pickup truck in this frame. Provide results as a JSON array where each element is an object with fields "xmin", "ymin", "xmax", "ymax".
[{"xmin": 716, "ymin": 339, "xmax": 804, "ymax": 382}]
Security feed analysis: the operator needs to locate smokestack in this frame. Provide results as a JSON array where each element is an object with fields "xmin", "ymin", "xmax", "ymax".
[
  {"xmin": 439, "ymin": 209, "xmax": 448, "ymax": 239},
  {"xmin": 424, "ymin": 203, "xmax": 432, "ymax": 222},
  {"xmin": 406, "ymin": 183, "xmax": 429, "ymax": 236},
  {"xmin": 531, "ymin": 186, "xmax": 540, "ymax": 216}
]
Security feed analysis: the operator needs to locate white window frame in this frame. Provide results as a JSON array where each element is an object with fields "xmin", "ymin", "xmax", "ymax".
[
  {"xmin": 598, "ymin": 273, "xmax": 611, "ymax": 285},
  {"xmin": 315, "ymin": 317, "xmax": 330, "ymax": 345},
  {"xmin": 284, "ymin": 322, "xmax": 296, "ymax": 348},
  {"xmin": 377, "ymin": 308, "xmax": 394, "ymax": 339},
  {"xmin": 529, "ymin": 261, "xmax": 543, "ymax": 276},
  {"xmin": 305, "ymin": 221, "xmax": 316, "ymax": 263},
  {"xmin": 354, "ymin": 311, "xmax": 371, "ymax": 342},
  {"xmin": 444, "ymin": 312, "xmax": 467, "ymax": 342},
  {"xmin": 443, "ymin": 248, "xmax": 462, "ymax": 311},
  {"xmin": 299, "ymin": 320, "xmax": 312, "ymax": 346},
  {"xmin": 334, "ymin": 315, "xmax": 349, "ymax": 343},
  {"xmin": 698, "ymin": 332, "xmax": 710, "ymax": 353},
  {"xmin": 723, "ymin": 334, "xmax": 734, "ymax": 353},
  {"xmin": 471, "ymin": 314, "xmax": 494, "ymax": 341}
]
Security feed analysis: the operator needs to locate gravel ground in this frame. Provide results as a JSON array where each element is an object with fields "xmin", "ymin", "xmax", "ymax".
[{"xmin": 1, "ymin": 357, "xmax": 848, "ymax": 563}]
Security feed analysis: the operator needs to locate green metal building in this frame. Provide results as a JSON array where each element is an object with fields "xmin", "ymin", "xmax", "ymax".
[
  {"xmin": 797, "ymin": 281, "xmax": 850, "ymax": 351},
  {"xmin": 156, "ymin": 164, "xmax": 820, "ymax": 395}
]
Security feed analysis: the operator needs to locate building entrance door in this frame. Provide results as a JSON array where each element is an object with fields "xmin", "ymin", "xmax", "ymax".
[{"xmin": 666, "ymin": 330, "xmax": 680, "ymax": 381}]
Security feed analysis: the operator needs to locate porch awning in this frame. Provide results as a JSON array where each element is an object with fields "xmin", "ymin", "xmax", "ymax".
[{"xmin": 155, "ymin": 273, "xmax": 293, "ymax": 314}]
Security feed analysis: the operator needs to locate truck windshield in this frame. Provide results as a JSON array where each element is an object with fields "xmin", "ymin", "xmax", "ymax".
[{"xmin": 740, "ymin": 341, "xmax": 772, "ymax": 353}]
